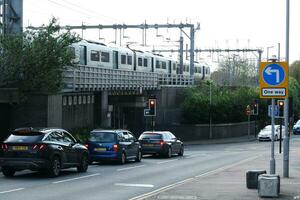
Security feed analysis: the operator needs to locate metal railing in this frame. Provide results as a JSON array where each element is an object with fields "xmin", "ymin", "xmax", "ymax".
[{"xmin": 63, "ymin": 65, "xmax": 194, "ymax": 92}]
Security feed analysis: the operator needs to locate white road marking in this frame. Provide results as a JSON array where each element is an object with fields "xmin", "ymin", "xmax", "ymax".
[
  {"xmin": 117, "ymin": 165, "xmax": 145, "ymax": 172},
  {"xmin": 157, "ymin": 159, "xmax": 178, "ymax": 164},
  {"xmin": 130, "ymin": 155, "xmax": 260, "ymax": 200},
  {"xmin": 115, "ymin": 183, "xmax": 154, "ymax": 188},
  {"xmin": 0, "ymin": 188, "xmax": 24, "ymax": 194},
  {"xmin": 52, "ymin": 173, "xmax": 100, "ymax": 184}
]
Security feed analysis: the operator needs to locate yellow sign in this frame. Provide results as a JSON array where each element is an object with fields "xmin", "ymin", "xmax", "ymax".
[{"xmin": 259, "ymin": 62, "xmax": 288, "ymax": 98}]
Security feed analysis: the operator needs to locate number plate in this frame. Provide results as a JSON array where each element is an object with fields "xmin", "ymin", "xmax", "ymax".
[
  {"xmin": 12, "ymin": 146, "xmax": 28, "ymax": 151},
  {"xmin": 143, "ymin": 144, "xmax": 154, "ymax": 147},
  {"xmin": 94, "ymin": 147, "xmax": 106, "ymax": 151}
]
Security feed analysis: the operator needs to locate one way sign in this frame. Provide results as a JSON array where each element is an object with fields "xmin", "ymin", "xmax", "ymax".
[{"xmin": 260, "ymin": 62, "xmax": 288, "ymax": 99}]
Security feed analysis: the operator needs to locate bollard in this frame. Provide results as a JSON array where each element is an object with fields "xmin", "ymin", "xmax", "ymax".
[
  {"xmin": 246, "ymin": 170, "xmax": 267, "ymax": 189},
  {"xmin": 258, "ymin": 174, "xmax": 280, "ymax": 197}
]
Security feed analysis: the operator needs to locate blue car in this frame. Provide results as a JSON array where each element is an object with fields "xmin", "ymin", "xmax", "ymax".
[{"xmin": 85, "ymin": 130, "xmax": 142, "ymax": 164}]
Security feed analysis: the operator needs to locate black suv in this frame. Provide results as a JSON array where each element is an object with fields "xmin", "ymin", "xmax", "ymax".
[{"xmin": 0, "ymin": 127, "xmax": 89, "ymax": 177}]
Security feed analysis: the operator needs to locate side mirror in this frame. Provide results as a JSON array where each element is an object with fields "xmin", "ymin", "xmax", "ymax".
[{"xmin": 76, "ymin": 139, "xmax": 82, "ymax": 143}]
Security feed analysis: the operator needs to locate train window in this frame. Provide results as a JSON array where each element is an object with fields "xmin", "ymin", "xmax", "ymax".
[
  {"xmin": 90, "ymin": 50, "xmax": 100, "ymax": 61},
  {"xmin": 143, "ymin": 58, "xmax": 148, "ymax": 67},
  {"xmin": 138, "ymin": 57, "xmax": 143, "ymax": 66},
  {"xmin": 173, "ymin": 63, "xmax": 176, "ymax": 71},
  {"xmin": 162, "ymin": 62, "xmax": 166, "ymax": 69},
  {"xmin": 121, "ymin": 55, "xmax": 126, "ymax": 64},
  {"xmin": 156, "ymin": 61, "xmax": 160, "ymax": 69},
  {"xmin": 101, "ymin": 52, "xmax": 110, "ymax": 62},
  {"xmin": 187, "ymin": 66, "xmax": 189, "ymax": 72},
  {"xmin": 127, "ymin": 56, "xmax": 132, "ymax": 65}
]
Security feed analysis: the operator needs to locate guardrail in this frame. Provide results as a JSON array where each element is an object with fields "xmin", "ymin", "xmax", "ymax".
[{"xmin": 63, "ymin": 65, "xmax": 194, "ymax": 92}]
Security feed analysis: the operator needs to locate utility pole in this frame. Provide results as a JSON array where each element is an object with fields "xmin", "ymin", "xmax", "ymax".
[
  {"xmin": 283, "ymin": 0, "xmax": 290, "ymax": 178},
  {"xmin": 1, "ymin": 0, "xmax": 23, "ymax": 34}
]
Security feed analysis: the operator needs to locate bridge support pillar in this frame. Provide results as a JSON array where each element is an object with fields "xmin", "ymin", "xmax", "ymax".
[{"xmin": 100, "ymin": 91, "xmax": 110, "ymax": 128}]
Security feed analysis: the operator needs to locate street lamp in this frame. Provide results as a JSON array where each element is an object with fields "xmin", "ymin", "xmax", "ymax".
[{"xmin": 267, "ymin": 46, "xmax": 274, "ymax": 61}]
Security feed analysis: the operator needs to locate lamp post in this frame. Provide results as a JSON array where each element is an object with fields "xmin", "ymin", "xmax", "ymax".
[{"xmin": 267, "ymin": 46, "xmax": 274, "ymax": 61}]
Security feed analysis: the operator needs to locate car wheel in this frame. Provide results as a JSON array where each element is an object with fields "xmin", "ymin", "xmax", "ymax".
[
  {"xmin": 166, "ymin": 146, "xmax": 172, "ymax": 158},
  {"xmin": 2, "ymin": 167, "xmax": 15, "ymax": 177},
  {"xmin": 77, "ymin": 154, "xmax": 88, "ymax": 172},
  {"xmin": 47, "ymin": 156, "xmax": 61, "ymax": 177},
  {"xmin": 135, "ymin": 150, "xmax": 142, "ymax": 162},
  {"xmin": 119, "ymin": 152, "xmax": 126, "ymax": 164},
  {"xmin": 178, "ymin": 145, "xmax": 184, "ymax": 156}
]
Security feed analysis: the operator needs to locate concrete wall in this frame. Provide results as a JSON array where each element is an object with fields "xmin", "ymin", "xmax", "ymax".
[
  {"xmin": 156, "ymin": 121, "xmax": 256, "ymax": 141},
  {"xmin": 61, "ymin": 93, "xmax": 94, "ymax": 130},
  {"xmin": 10, "ymin": 95, "xmax": 48, "ymax": 128}
]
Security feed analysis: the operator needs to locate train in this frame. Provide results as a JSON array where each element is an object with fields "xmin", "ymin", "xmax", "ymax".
[{"xmin": 70, "ymin": 40, "xmax": 211, "ymax": 81}]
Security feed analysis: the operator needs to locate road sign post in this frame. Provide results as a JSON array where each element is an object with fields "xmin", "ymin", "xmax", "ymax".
[{"xmin": 260, "ymin": 61, "xmax": 288, "ymax": 175}]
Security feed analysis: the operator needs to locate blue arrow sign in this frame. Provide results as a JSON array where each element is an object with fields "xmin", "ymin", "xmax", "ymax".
[{"xmin": 263, "ymin": 63, "xmax": 285, "ymax": 86}]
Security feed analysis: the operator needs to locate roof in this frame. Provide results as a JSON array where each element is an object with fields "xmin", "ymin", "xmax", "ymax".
[
  {"xmin": 142, "ymin": 131, "xmax": 171, "ymax": 134},
  {"xmin": 13, "ymin": 127, "xmax": 66, "ymax": 134},
  {"xmin": 91, "ymin": 129, "xmax": 129, "ymax": 133}
]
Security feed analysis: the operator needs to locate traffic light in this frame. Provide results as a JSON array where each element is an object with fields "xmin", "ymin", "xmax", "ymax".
[
  {"xmin": 252, "ymin": 101, "xmax": 259, "ymax": 115},
  {"xmin": 277, "ymin": 100, "xmax": 284, "ymax": 117},
  {"xmin": 148, "ymin": 99, "xmax": 156, "ymax": 116}
]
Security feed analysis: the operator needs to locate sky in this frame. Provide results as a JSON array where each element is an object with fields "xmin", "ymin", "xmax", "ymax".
[{"xmin": 24, "ymin": 0, "xmax": 300, "ymax": 65}]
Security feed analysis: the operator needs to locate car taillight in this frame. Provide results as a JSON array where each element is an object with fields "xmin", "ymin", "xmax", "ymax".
[
  {"xmin": 159, "ymin": 140, "xmax": 166, "ymax": 146},
  {"xmin": 33, "ymin": 144, "xmax": 46, "ymax": 150},
  {"xmin": 1, "ymin": 144, "xmax": 8, "ymax": 150},
  {"xmin": 113, "ymin": 144, "xmax": 118, "ymax": 152},
  {"xmin": 84, "ymin": 144, "xmax": 89, "ymax": 148}
]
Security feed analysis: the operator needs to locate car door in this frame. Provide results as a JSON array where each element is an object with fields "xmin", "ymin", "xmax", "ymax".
[
  {"xmin": 127, "ymin": 132, "xmax": 139, "ymax": 158},
  {"xmin": 46, "ymin": 131, "xmax": 69, "ymax": 165},
  {"xmin": 61, "ymin": 131, "xmax": 78, "ymax": 165},
  {"xmin": 168, "ymin": 132, "xmax": 181, "ymax": 153}
]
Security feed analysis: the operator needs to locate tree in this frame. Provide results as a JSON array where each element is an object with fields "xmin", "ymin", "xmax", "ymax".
[
  {"xmin": 290, "ymin": 60, "xmax": 300, "ymax": 83},
  {"xmin": 211, "ymin": 56, "xmax": 257, "ymax": 87},
  {"xmin": 0, "ymin": 18, "xmax": 79, "ymax": 94}
]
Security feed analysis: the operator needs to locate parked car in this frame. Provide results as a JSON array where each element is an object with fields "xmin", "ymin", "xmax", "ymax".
[
  {"xmin": 257, "ymin": 125, "xmax": 285, "ymax": 141},
  {"xmin": 85, "ymin": 129, "xmax": 142, "ymax": 164},
  {"xmin": 293, "ymin": 120, "xmax": 300, "ymax": 135},
  {"xmin": 0, "ymin": 127, "xmax": 88, "ymax": 177},
  {"xmin": 138, "ymin": 131, "xmax": 184, "ymax": 158}
]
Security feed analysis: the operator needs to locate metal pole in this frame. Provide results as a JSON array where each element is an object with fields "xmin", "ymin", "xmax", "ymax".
[
  {"xmin": 248, "ymin": 115, "xmax": 250, "ymax": 139},
  {"xmin": 209, "ymin": 82, "xmax": 212, "ymax": 139},
  {"xmin": 190, "ymin": 26, "xmax": 195, "ymax": 76},
  {"xmin": 280, "ymin": 119, "xmax": 282, "ymax": 154},
  {"xmin": 278, "ymin": 43, "xmax": 281, "ymax": 61},
  {"xmin": 283, "ymin": 0, "xmax": 290, "ymax": 178},
  {"xmin": 179, "ymin": 36, "xmax": 184, "ymax": 74},
  {"xmin": 270, "ymin": 98, "xmax": 276, "ymax": 174}
]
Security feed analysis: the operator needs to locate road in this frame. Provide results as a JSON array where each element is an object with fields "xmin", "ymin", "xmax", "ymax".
[{"xmin": 0, "ymin": 140, "xmax": 279, "ymax": 200}]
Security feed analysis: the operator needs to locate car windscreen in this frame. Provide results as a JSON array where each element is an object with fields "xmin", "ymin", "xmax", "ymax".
[
  {"xmin": 5, "ymin": 133, "xmax": 44, "ymax": 143},
  {"xmin": 89, "ymin": 132, "xmax": 116, "ymax": 143},
  {"xmin": 139, "ymin": 133, "xmax": 162, "ymax": 140}
]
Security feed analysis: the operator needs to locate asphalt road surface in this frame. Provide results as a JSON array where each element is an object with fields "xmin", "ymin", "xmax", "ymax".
[{"xmin": 0, "ymin": 140, "xmax": 280, "ymax": 200}]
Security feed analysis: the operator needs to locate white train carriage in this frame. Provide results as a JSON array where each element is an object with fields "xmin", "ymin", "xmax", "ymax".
[
  {"xmin": 109, "ymin": 45, "xmax": 134, "ymax": 71},
  {"xmin": 134, "ymin": 50, "xmax": 155, "ymax": 72},
  {"xmin": 154, "ymin": 55, "xmax": 172, "ymax": 74},
  {"xmin": 72, "ymin": 40, "xmax": 113, "ymax": 69},
  {"xmin": 182, "ymin": 60, "xmax": 190, "ymax": 76}
]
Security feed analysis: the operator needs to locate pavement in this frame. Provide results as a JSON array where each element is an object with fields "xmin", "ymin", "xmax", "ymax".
[{"xmin": 134, "ymin": 136, "xmax": 300, "ymax": 200}]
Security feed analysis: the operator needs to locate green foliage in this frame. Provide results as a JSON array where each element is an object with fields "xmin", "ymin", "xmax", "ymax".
[
  {"xmin": 290, "ymin": 60, "xmax": 300, "ymax": 83},
  {"xmin": 289, "ymin": 76, "xmax": 300, "ymax": 119},
  {"xmin": 182, "ymin": 82, "xmax": 259, "ymax": 124},
  {"xmin": 0, "ymin": 18, "xmax": 79, "ymax": 94},
  {"xmin": 70, "ymin": 127, "xmax": 91, "ymax": 143}
]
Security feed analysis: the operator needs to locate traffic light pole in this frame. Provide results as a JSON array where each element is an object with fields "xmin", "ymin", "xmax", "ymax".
[{"xmin": 270, "ymin": 98, "xmax": 276, "ymax": 174}]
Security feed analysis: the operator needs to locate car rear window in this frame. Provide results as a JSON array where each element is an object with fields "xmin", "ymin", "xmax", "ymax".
[
  {"xmin": 89, "ymin": 132, "xmax": 116, "ymax": 143},
  {"xmin": 5, "ymin": 134, "xmax": 44, "ymax": 143},
  {"xmin": 139, "ymin": 133, "xmax": 162, "ymax": 140}
]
